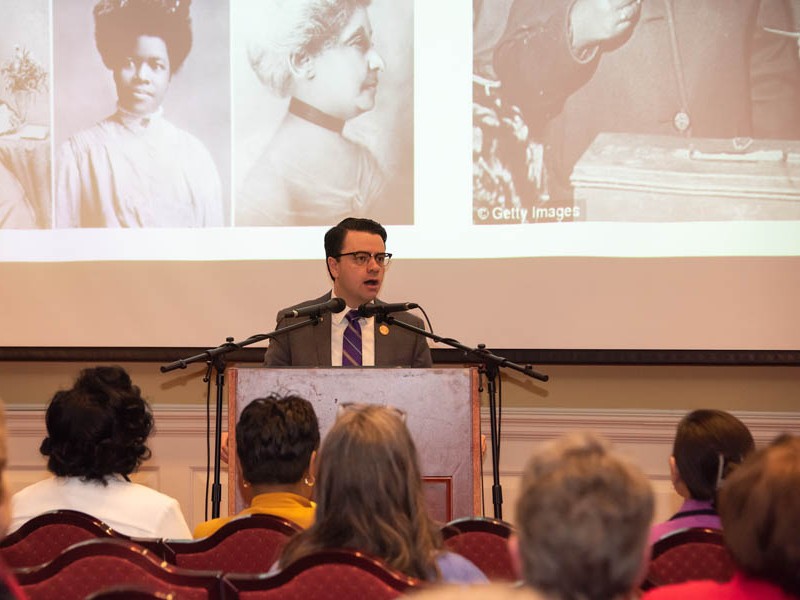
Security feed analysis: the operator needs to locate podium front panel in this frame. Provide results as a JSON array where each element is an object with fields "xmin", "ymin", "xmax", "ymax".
[{"xmin": 227, "ymin": 367, "xmax": 480, "ymax": 522}]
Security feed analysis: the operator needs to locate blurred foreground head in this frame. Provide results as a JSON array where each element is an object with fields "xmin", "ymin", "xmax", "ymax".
[{"xmin": 514, "ymin": 431, "xmax": 654, "ymax": 600}]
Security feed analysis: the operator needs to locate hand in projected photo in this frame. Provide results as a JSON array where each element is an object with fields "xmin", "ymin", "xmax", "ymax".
[
  {"xmin": 569, "ymin": 0, "xmax": 642, "ymax": 53},
  {"xmin": 236, "ymin": 0, "xmax": 388, "ymax": 227},
  {"xmin": 491, "ymin": 0, "xmax": 800, "ymax": 222},
  {"xmin": 54, "ymin": 0, "xmax": 224, "ymax": 228}
]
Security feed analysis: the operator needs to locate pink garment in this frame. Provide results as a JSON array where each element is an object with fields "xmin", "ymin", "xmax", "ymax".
[
  {"xmin": 648, "ymin": 498, "xmax": 721, "ymax": 546},
  {"xmin": 642, "ymin": 571, "xmax": 798, "ymax": 600}
]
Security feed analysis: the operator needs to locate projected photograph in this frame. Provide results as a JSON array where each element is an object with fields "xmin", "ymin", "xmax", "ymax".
[
  {"xmin": 233, "ymin": 0, "xmax": 414, "ymax": 227},
  {"xmin": 53, "ymin": 0, "xmax": 231, "ymax": 228},
  {"xmin": 473, "ymin": 0, "xmax": 800, "ymax": 224},
  {"xmin": 0, "ymin": 0, "xmax": 51, "ymax": 229}
]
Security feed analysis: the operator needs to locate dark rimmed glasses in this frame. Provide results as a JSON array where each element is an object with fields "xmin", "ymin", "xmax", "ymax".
[{"xmin": 334, "ymin": 251, "xmax": 393, "ymax": 267}]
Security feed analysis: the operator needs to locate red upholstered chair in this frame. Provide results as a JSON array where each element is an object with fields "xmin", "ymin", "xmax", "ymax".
[
  {"xmin": 441, "ymin": 516, "xmax": 516, "ymax": 581},
  {"xmin": 0, "ymin": 509, "xmax": 167, "ymax": 569},
  {"xmin": 85, "ymin": 584, "xmax": 177, "ymax": 599},
  {"xmin": 642, "ymin": 527, "xmax": 736, "ymax": 590},
  {"xmin": 164, "ymin": 514, "xmax": 302, "ymax": 574},
  {"xmin": 221, "ymin": 548, "xmax": 424, "ymax": 600},
  {"xmin": 14, "ymin": 538, "xmax": 223, "ymax": 600}
]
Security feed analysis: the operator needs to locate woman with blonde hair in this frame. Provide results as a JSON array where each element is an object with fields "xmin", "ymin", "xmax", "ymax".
[{"xmin": 277, "ymin": 404, "xmax": 487, "ymax": 583}]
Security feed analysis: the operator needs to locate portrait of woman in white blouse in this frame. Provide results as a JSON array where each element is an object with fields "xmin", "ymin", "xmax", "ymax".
[{"xmin": 55, "ymin": 0, "xmax": 228, "ymax": 228}]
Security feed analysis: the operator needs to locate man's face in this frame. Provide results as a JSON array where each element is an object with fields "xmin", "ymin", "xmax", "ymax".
[
  {"xmin": 328, "ymin": 230, "xmax": 386, "ymax": 307},
  {"xmin": 304, "ymin": 7, "xmax": 384, "ymax": 121},
  {"xmin": 113, "ymin": 35, "xmax": 172, "ymax": 116}
]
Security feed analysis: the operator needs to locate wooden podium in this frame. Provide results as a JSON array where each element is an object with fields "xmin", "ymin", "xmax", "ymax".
[{"xmin": 227, "ymin": 367, "xmax": 481, "ymax": 523}]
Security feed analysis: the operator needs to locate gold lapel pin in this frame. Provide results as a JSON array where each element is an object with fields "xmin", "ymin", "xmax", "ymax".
[{"xmin": 379, "ymin": 324, "xmax": 390, "ymax": 336}]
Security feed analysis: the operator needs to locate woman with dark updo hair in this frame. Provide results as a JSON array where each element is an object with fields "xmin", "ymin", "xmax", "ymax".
[
  {"xmin": 55, "ymin": 0, "xmax": 223, "ymax": 228},
  {"xmin": 9, "ymin": 366, "xmax": 191, "ymax": 538}
]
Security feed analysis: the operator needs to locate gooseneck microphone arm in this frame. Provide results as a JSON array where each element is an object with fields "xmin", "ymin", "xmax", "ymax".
[
  {"xmin": 374, "ymin": 311, "xmax": 548, "ymax": 520},
  {"xmin": 159, "ymin": 314, "xmax": 327, "ymax": 519}
]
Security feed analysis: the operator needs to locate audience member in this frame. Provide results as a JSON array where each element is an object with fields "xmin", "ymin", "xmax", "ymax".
[
  {"xmin": 193, "ymin": 393, "xmax": 320, "ymax": 537},
  {"xmin": 649, "ymin": 409, "xmax": 755, "ymax": 545},
  {"xmin": 10, "ymin": 366, "xmax": 191, "ymax": 539},
  {"xmin": 511, "ymin": 431, "xmax": 654, "ymax": 600},
  {"xmin": 277, "ymin": 403, "xmax": 487, "ymax": 584},
  {"xmin": 643, "ymin": 434, "xmax": 800, "ymax": 599}
]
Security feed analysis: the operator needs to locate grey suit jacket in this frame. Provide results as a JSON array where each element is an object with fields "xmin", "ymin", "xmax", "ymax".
[{"xmin": 264, "ymin": 292, "xmax": 433, "ymax": 368}]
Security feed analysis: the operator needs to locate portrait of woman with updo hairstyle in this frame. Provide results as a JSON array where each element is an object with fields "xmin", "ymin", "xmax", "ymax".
[
  {"xmin": 9, "ymin": 366, "xmax": 191, "ymax": 539},
  {"xmin": 54, "ymin": 0, "xmax": 229, "ymax": 228},
  {"xmin": 234, "ymin": 0, "xmax": 413, "ymax": 227}
]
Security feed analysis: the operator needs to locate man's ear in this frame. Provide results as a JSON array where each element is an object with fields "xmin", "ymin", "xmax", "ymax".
[
  {"xmin": 327, "ymin": 256, "xmax": 340, "ymax": 280},
  {"xmin": 508, "ymin": 533, "xmax": 523, "ymax": 580}
]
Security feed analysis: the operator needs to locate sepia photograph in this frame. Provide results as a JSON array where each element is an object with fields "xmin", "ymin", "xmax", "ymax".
[
  {"xmin": 0, "ymin": 0, "xmax": 51, "ymax": 229},
  {"xmin": 233, "ymin": 0, "xmax": 414, "ymax": 227},
  {"xmin": 473, "ymin": 0, "xmax": 800, "ymax": 224},
  {"xmin": 53, "ymin": 0, "xmax": 231, "ymax": 228}
]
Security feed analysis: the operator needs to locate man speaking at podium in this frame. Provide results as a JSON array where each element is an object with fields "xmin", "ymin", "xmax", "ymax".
[{"xmin": 264, "ymin": 218, "xmax": 432, "ymax": 368}]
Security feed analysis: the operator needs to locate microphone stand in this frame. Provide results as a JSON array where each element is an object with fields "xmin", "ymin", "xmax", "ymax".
[
  {"xmin": 160, "ymin": 316, "xmax": 325, "ymax": 519},
  {"xmin": 376, "ymin": 313, "xmax": 548, "ymax": 520}
]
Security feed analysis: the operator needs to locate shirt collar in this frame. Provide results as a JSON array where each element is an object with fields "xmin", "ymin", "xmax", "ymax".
[
  {"xmin": 115, "ymin": 105, "xmax": 164, "ymax": 131},
  {"xmin": 330, "ymin": 292, "xmax": 373, "ymax": 325}
]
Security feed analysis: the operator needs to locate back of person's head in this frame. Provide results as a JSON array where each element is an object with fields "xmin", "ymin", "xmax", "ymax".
[
  {"xmin": 719, "ymin": 434, "xmax": 800, "ymax": 596},
  {"xmin": 280, "ymin": 403, "xmax": 440, "ymax": 580},
  {"xmin": 40, "ymin": 366, "xmax": 153, "ymax": 483},
  {"xmin": 236, "ymin": 394, "xmax": 320, "ymax": 485},
  {"xmin": 514, "ymin": 431, "xmax": 654, "ymax": 600},
  {"xmin": 672, "ymin": 409, "xmax": 755, "ymax": 501},
  {"xmin": 94, "ymin": 0, "xmax": 194, "ymax": 73}
]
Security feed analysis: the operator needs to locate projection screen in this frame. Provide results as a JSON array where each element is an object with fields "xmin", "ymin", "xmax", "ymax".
[{"xmin": 1, "ymin": 0, "xmax": 799, "ymax": 354}]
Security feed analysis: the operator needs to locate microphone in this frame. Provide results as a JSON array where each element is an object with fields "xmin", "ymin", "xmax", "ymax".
[
  {"xmin": 280, "ymin": 297, "xmax": 346, "ymax": 319},
  {"xmin": 357, "ymin": 302, "xmax": 419, "ymax": 318}
]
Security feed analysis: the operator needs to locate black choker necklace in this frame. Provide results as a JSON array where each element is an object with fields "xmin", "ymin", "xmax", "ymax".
[{"xmin": 289, "ymin": 97, "xmax": 345, "ymax": 134}]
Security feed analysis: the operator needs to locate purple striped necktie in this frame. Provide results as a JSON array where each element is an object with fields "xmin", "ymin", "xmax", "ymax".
[{"xmin": 342, "ymin": 309, "xmax": 362, "ymax": 367}]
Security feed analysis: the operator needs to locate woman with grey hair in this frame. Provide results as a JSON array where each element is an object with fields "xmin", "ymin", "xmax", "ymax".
[{"xmin": 236, "ymin": 0, "xmax": 386, "ymax": 227}]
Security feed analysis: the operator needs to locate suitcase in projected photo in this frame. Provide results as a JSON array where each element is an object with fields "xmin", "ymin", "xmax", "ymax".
[{"xmin": 570, "ymin": 133, "xmax": 800, "ymax": 222}]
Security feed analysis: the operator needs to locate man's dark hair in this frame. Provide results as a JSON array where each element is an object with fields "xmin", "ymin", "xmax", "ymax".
[
  {"xmin": 236, "ymin": 394, "xmax": 320, "ymax": 485},
  {"xmin": 40, "ymin": 366, "xmax": 153, "ymax": 483},
  {"xmin": 324, "ymin": 217, "xmax": 387, "ymax": 280}
]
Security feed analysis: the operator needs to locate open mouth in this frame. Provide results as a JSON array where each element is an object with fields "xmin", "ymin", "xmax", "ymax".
[{"xmin": 364, "ymin": 278, "xmax": 380, "ymax": 289}]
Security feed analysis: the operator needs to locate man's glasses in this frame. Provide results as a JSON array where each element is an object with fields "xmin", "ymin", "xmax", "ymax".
[
  {"xmin": 334, "ymin": 251, "xmax": 393, "ymax": 267},
  {"xmin": 336, "ymin": 402, "xmax": 406, "ymax": 423}
]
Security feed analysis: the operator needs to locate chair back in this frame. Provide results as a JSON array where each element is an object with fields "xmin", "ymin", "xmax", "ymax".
[
  {"xmin": 642, "ymin": 527, "xmax": 735, "ymax": 590},
  {"xmin": 0, "ymin": 509, "xmax": 165, "ymax": 568},
  {"xmin": 221, "ymin": 548, "xmax": 424, "ymax": 600},
  {"xmin": 14, "ymin": 538, "xmax": 222, "ymax": 600},
  {"xmin": 85, "ymin": 584, "xmax": 178, "ymax": 599},
  {"xmin": 164, "ymin": 514, "xmax": 301, "ymax": 573},
  {"xmin": 441, "ymin": 516, "xmax": 515, "ymax": 581}
]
